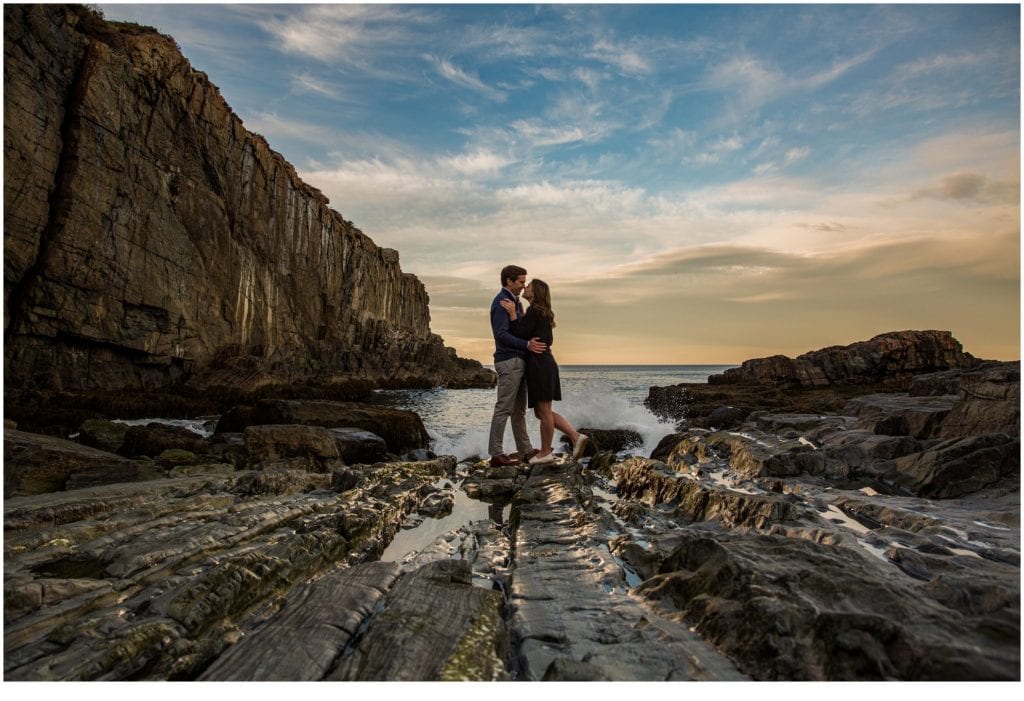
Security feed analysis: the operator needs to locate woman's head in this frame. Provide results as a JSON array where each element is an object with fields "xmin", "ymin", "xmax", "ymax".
[{"xmin": 525, "ymin": 279, "xmax": 555, "ymax": 327}]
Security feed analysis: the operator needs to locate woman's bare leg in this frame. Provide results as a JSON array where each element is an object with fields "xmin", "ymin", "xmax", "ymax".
[
  {"xmin": 534, "ymin": 402, "xmax": 554, "ymax": 454},
  {"xmin": 552, "ymin": 412, "xmax": 580, "ymax": 447}
]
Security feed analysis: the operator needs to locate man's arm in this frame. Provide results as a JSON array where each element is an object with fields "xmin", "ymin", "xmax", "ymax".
[
  {"xmin": 491, "ymin": 303, "xmax": 529, "ymax": 351},
  {"xmin": 492, "ymin": 304, "xmax": 547, "ymax": 353}
]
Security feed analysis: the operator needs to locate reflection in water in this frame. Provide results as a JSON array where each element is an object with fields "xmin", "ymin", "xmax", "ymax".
[{"xmin": 380, "ymin": 480, "xmax": 510, "ymax": 563}]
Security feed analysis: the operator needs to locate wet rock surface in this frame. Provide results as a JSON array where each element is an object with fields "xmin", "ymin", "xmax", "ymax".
[
  {"xmin": 3, "ymin": 343, "xmax": 1019, "ymax": 680},
  {"xmin": 509, "ymin": 460, "xmax": 746, "ymax": 680}
]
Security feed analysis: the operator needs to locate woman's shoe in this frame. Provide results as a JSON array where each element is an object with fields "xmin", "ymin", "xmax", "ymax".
[
  {"xmin": 528, "ymin": 452, "xmax": 556, "ymax": 465},
  {"xmin": 572, "ymin": 434, "xmax": 589, "ymax": 461}
]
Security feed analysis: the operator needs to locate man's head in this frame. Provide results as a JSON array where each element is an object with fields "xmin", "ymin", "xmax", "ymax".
[{"xmin": 500, "ymin": 265, "xmax": 528, "ymax": 295}]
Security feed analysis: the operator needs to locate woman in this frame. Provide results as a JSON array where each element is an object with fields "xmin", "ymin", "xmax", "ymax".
[{"xmin": 500, "ymin": 279, "xmax": 588, "ymax": 465}]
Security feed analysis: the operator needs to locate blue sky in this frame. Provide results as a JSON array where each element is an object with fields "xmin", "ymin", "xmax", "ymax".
[{"xmin": 98, "ymin": 2, "xmax": 1020, "ymax": 363}]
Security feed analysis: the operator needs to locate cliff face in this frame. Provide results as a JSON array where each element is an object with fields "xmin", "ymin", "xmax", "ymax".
[{"xmin": 4, "ymin": 4, "xmax": 491, "ymax": 394}]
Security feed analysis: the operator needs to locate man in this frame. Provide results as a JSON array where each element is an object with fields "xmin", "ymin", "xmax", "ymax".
[{"xmin": 488, "ymin": 264, "xmax": 546, "ymax": 467}]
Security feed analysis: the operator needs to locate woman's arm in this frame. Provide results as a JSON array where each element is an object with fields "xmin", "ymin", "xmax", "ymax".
[
  {"xmin": 499, "ymin": 299, "xmax": 517, "ymax": 319},
  {"xmin": 507, "ymin": 307, "xmax": 538, "ymax": 340}
]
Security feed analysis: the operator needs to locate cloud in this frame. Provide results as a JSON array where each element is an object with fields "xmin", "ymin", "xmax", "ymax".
[
  {"xmin": 292, "ymin": 72, "xmax": 343, "ymax": 99},
  {"xmin": 259, "ymin": 4, "xmax": 433, "ymax": 74},
  {"xmin": 508, "ymin": 120, "xmax": 588, "ymax": 148},
  {"xmin": 784, "ymin": 147, "xmax": 811, "ymax": 164},
  {"xmin": 426, "ymin": 55, "xmax": 507, "ymax": 102},
  {"xmin": 244, "ymin": 112, "xmax": 339, "ymax": 145},
  {"xmin": 908, "ymin": 171, "xmax": 1019, "ymax": 204},
  {"xmin": 538, "ymin": 230, "xmax": 1019, "ymax": 361},
  {"xmin": 702, "ymin": 49, "xmax": 877, "ymax": 124},
  {"xmin": 439, "ymin": 149, "xmax": 514, "ymax": 176},
  {"xmin": 423, "ymin": 228, "xmax": 1019, "ymax": 365},
  {"xmin": 796, "ymin": 222, "xmax": 848, "ymax": 233},
  {"xmin": 585, "ymin": 37, "xmax": 651, "ymax": 75}
]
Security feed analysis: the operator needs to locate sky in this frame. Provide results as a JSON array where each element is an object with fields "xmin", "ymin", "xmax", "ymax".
[{"xmin": 96, "ymin": 1, "xmax": 1021, "ymax": 365}]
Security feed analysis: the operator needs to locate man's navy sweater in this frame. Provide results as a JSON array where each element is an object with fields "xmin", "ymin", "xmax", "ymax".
[{"xmin": 491, "ymin": 288, "xmax": 529, "ymax": 362}]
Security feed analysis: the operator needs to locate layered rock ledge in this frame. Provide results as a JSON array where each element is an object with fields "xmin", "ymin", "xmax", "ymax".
[{"xmin": 5, "ymin": 335, "xmax": 1019, "ymax": 680}]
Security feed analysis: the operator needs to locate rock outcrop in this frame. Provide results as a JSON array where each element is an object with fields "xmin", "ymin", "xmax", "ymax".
[
  {"xmin": 708, "ymin": 330, "xmax": 978, "ymax": 388},
  {"xmin": 3, "ymin": 4, "xmax": 492, "ymax": 398},
  {"xmin": 3, "ymin": 340, "xmax": 1019, "ymax": 680}
]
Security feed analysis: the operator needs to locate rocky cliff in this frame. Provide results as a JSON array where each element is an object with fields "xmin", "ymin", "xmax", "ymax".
[{"xmin": 3, "ymin": 4, "xmax": 492, "ymax": 397}]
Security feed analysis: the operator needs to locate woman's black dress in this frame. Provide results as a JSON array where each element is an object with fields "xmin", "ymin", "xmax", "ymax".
[{"xmin": 509, "ymin": 307, "xmax": 561, "ymax": 408}]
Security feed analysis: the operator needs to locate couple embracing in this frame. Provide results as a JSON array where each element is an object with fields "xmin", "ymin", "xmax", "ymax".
[{"xmin": 487, "ymin": 264, "xmax": 588, "ymax": 467}]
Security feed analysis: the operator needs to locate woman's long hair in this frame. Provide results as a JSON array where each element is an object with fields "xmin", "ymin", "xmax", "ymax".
[{"xmin": 529, "ymin": 279, "xmax": 556, "ymax": 328}]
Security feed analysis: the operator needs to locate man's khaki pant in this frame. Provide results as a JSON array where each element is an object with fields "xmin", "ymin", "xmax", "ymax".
[{"xmin": 488, "ymin": 357, "xmax": 532, "ymax": 458}]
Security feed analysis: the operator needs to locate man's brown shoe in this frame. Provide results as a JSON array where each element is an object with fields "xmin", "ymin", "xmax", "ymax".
[{"xmin": 490, "ymin": 454, "xmax": 519, "ymax": 467}]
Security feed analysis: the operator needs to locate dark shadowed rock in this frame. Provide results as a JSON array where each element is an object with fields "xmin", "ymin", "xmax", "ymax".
[
  {"xmin": 560, "ymin": 427, "xmax": 642, "ymax": 455},
  {"xmin": 631, "ymin": 528, "xmax": 1018, "ymax": 680},
  {"xmin": 243, "ymin": 425, "xmax": 339, "ymax": 471},
  {"xmin": 938, "ymin": 362, "xmax": 1020, "ymax": 439},
  {"xmin": 218, "ymin": 399, "xmax": 429, "ymax": 454},
  {"xmin": 326, "ymin": 427, "xmax": 388, "ymax": 464},
  {"xmin": 651, "ymin": 432, "xmax": 688, "ymax": 461},
  {"xmin": 893, "ymin": 434, "xmax": 1020, "ymax": 498},
  {"xmin": 331, "ymin": 467, "xmax": 362, "ymax": 493},
  {"xmin": 76, "ymin": 419, "xmax": 129, "ymax": 453},
  {"xmin": 5, "ymin": 428, "xmax": 164, "ymax": 496},
  {"xmin": 705, "ymin": 405, "xmax": 748, "ymax": 429},
  {"xmin": 844, "ymin": 394, "xmax": 958, "ymax": 439},
  {"xmin": 708, "ymin": 331, "xmax": 979, "ymax": 388},
  {"xmin": 119, "ymin": 423, "xmax": 208, "ymax": 458}
]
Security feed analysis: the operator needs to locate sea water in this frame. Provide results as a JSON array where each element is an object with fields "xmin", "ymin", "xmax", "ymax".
[{"xmin": 371, "ymin": 365, "xmax": 735, "ymax": 461}]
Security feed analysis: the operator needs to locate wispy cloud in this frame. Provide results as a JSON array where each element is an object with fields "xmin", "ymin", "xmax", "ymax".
[
  {"xmin": 439, "ymin": 149, "xmax": 514, "ymax": 176},
  {"xmin": 292, "ymin": 72, "xmax": 342, "ymax": 100},
  {"xmin": 585, "ymin": 36, "xmax": 651, "ymax": 75},
  {"xmin": 703, "ymin": 49, "xmax": 877, "ymax": 124},
  {"xmin": 259, "ymin": 4, "xmax": 433, "ymax": 74},
  {"xmin": 425, "ymin": 55, "xmax": 507, "ymax": 102},
  {"xmin": 245, "ymin": 112, "xmax": 339, "ymax": 145}
]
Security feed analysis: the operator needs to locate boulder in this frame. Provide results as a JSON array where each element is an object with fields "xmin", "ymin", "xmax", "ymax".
[
  {"xmin": 893, "ymin": 434, "xmax": 1020, "ymax": 498},
  {"xmin": 4, "ymin": 428, "xmax": 164, "ymax": 496},
  {"xmin": 651, "ymin": 432, "xmax": 689, "ymax": 462},
  {"xmin": 218, "ymin": 399, "xmax": 429, "ymax": 454},
  {"xmin": 326, "ymin": 427, "xmax": 388, "ymax": 465},
  {"xmin": 243, "ymin": 425, "xmax": 340, "ymax": 471},
  {"xmin": 704, "ymin": 405, "xmax": 747, "ymax": 429},
  {"xmin": 76, "ymin": 419, "xmax": 129, "ymax": 453},
  {"xmin": 118, "ymin": 423, "xmax": 208, "ymax": 458},
  {"xmin": 939, "ymin": 362, "xmax": 1020, "ymax": 439},
  {"xmin": 561, "ymin": 428, "xmax": 643, "ymax": 455},
  {"xmin": 843, "ymin": 394, "xmax": 959, "ymax": 439},
  {"xmin": 708, "ymin": 331, "xmax": 978, "ymax": 388}
]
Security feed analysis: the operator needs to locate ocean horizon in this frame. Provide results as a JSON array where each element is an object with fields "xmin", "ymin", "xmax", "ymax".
[{"xmin": 375, "ymin": 364, "xmax": 738, "ymax": 461}]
